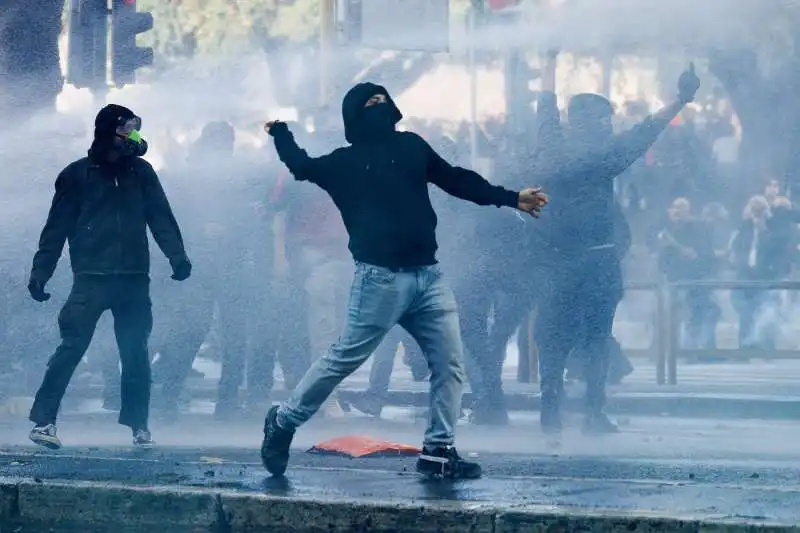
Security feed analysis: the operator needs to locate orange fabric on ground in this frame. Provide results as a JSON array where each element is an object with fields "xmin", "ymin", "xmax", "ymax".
[{"xmin": 307, "ymin": 435, "xmax": 421, "ymax": 458}]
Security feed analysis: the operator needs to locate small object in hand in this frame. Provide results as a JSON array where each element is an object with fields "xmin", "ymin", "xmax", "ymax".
[
  {"xmin": 264, "ymin": 121, "xmax": 282, "ymax": 134},
  {"xmin": 517, "ymin": 186, "xmax": 549, "ymax": 217}
]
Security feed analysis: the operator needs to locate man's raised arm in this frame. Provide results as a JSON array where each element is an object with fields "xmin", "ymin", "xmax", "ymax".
[
  {"xmin": 266, "ymin": 121, "xmax": 330, "ymax": 185},
  {"xmin": 605, "ymin": 64, "xmax": 701, "ymax": 177}
]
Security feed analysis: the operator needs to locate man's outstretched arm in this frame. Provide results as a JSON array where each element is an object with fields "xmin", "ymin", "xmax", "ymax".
[{"xmin": 420, "ymin": 134, "xmax": 547, "ymax": 217}]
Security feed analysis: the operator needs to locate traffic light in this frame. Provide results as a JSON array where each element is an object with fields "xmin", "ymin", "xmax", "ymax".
[
  {"xmin": 111, "ymin": 0, "xmax": 154, "ymax": 86},
  {"xmin": 66, "ymin": 0, "xmax": 108, "ymax": 90}
]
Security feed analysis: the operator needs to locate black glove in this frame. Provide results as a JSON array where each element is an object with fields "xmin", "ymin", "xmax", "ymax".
[
  {"xmin": 677, "ymin": 62, "xmax": 700, "ymax": 104},
  {"xmin": 266, "ymin": 121, "xmax": 288, "ymax": 137},
  {"xmin": 170, "ymin": 256, "xmax": 192, "ymax": 281},
  {"xmin": 27, "ymin": 277, "xmax": 51, "ymax": 302}
]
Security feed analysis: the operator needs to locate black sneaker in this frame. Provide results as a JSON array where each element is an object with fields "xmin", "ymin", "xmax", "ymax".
[
  {"xmin": 416, "ymin": 446, "xmax": 482, "ymax": 480},
  {"xmin": 261, "ymin": 405, "xmax": 295, "ymax": 476},
  {"xmin": 29, "ymin": 424, "xmax": 62, "ymax": 450},
  {"xmin": 582, "ymin": 413, "xmax": 619, "ymax": 435},
  {"xmin": 133, "ymin": 429, "xmax": 155, "ymax": 448},
  {"xmin": 540, "ymin": 407, "xmax": 563, "ymax": 435}
]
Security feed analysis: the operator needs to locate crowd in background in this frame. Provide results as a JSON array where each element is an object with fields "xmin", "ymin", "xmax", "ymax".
[{"xmin": 1, "ymin": 91, "xmax": 798, "ymax": 419}]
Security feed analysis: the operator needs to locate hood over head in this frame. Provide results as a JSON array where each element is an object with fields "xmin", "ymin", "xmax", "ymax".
[
  {"xmin": 567, "ymin": 93, "xmax": 614, "ymax": 140},
  {"xmin": 341, "ymin": 82, "xmax": 403, "ymax": 144},
  {"xmin": 190, "ymin": 121, "xmax": 235, "ymax": 160},
  {"xmin": 89, "ymin": 104, "xmax": 147, "ymax": 162}
]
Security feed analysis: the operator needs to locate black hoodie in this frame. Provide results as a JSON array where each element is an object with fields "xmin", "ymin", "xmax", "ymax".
[
  {"xmin": 30, "ymin": 106, "xmax": 187, "ymax": 282},
  {"xmin": 269, "ymin": 82, "xmax": 519, "ymax": 268}
]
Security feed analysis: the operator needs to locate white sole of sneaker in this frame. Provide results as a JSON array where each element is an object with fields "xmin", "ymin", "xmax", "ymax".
[{"xmin": 30, "ymin": 437, "xmax": 61, "ymax": 450}]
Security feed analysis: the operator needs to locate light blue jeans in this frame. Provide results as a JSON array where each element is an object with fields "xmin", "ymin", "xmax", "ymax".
[{"xmin": 277, "ymin": 261, "xmax": 466, "ymax": 447}]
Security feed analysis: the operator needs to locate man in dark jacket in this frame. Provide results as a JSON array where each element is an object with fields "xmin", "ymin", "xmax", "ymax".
[
  {"xmin": 534, "ymin": 55, "xmax": 700, "ymax": 435},
  {"xmin": 26, "ymin": 104, "xmax": 191, "ymax": 449},
  {"xmin": 261, "ymin": 83, "xmax": 547, "ymax": 479}
]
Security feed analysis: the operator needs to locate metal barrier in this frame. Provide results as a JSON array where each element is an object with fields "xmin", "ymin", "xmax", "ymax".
[
  {"xmin": 519, "ymin": 279, "xmax": 800, "ymax": 386},
  {"xmin": 665, "ymin": 279, "xmax": 800, "ymax": 385}
]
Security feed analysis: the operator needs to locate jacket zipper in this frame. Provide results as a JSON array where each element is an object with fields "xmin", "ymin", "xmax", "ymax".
[{"xmin": 115, "ymin": 176, "xmax": 122, "ymax": 273}]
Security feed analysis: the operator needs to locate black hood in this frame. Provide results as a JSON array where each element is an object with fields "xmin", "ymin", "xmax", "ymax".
[
  {"xmin": 567, "ymin": 93, "xmax": 614, "ymax": 140},
  {"xmin": 89, "ymin": 104, "xmax": 139, "ymax": 162},
  {"xmin": 341, "ymin": 82, "xmax": 403, "ymax": 144}
]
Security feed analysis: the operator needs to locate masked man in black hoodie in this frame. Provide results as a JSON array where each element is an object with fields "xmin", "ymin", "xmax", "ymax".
[
  {"xmin": 534, "ymin": 54, "xmax": 700, "ymax": 435},
  {"xmin": 26, "ymin": 104, "xmax": 191, "ymax": 450},
  {"xmin": 261, "ymin": 83, "xmax": 547, "ymax": 479}
]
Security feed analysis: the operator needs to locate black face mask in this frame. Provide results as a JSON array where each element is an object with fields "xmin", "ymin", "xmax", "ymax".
[
  {"xmin": 119, "ymin": 137, "xmax": 148, "ymax": 158},
  {"xmin": 360, "ymin": 104, "xmax": 395, "ymax": 137}
]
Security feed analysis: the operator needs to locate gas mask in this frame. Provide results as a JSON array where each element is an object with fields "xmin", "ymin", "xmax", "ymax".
[{"xmin": 116, "ymin": 116, "xmax": 148, "ymax": 158}]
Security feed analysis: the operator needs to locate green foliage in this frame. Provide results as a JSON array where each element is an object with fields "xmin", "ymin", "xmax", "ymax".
[
  {"xmin": 132, "ymin": 0, "xmax": 476, "ymax": 61},
  {"xmin": 134, "ymin": 0, "xmax": 322, "ymax": 61}
]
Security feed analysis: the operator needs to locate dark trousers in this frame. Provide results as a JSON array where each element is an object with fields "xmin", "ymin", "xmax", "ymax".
[
  {"xmin": 248, "ymin": 276, "xmax": 311, "ymax": 404},
  {"xmin": 457, "ymin": 267, "xmax": 535, "ymax": 416},
  {"xmin": 536, "ymin": 249, "xmax": 623, "ymax": 417},
  {"xmin": 684, "ymin": 288, "xmax": 719, "ymax": 350},
  {"xmin": 29, "ymin": 274, "xmax": 153, "ymax": 430},
  {"xmin": 150, "ymin": 273, "xmax": 215, "ymax": 406},
  {"xmin": 455, "ymin": 281, "xmax": 491, "ymax": 408}
]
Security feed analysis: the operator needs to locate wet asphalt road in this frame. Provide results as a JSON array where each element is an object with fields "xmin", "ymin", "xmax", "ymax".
[{"xmin": 2, "ymin": 445, "xmax": 800, "ymax": 525}]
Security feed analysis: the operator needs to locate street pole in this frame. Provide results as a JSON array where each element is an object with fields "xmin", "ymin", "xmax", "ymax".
[
  {"xmin": 467, "ymin": 7, "xmax": 478, "ymax": 170},
  {"xmin": 319, "ymin": 0, "xmax": 336, "ymax": 107},
  {"xmin": 600, "ymin": 53, "xmax": 612, "ymax": 99}
]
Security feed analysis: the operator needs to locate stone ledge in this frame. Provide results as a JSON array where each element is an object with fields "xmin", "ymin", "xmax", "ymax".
[
  {"xmin": 0, "ymin": 477, "xmax": 19, "ymax": 519},
  {"xmin": 494, "ymin": 506, "xmax": 800, "ymax": 533},
  {"xmin": 219, "ymin": 492, "xmax": 496, "ymax": 532},
  {"xmin": 1, "ymin": 478, "xmax": 798, "ymax": 533},
  {"xmin": 11, "ymin": 478, "xmax": 218, "ymax": 531}
]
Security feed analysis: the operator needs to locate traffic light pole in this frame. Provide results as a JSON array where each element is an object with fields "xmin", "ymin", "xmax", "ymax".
[
  {"xmin": 319, "ymin": 0, "xmax": 336, "ymax": 106},
  {"xmin": 66, "ymin": 0, "xmax": 109, "ymax": 93},
  {"xmin": 467, "ymin": 7, "xmax": 478, "ymax": 170}
]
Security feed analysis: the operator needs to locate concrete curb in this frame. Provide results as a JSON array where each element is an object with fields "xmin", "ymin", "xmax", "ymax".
[{"xmin": 1, "ymin": 477, "xmax": 798, "ymax": 532}]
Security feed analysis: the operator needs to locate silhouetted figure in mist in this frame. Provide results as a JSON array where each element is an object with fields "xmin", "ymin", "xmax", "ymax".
[
  {"xmin": 148, "ymin": 121, "xmax": 235, "ymax": 419},
  {"xmin": 534, "ymin": 55, "xmax": 700, "ymax": 435},
  {"xmin": 652, "ymin": 198, "xmax": 719, "ymax": 351},
  {"xmin": 26, "ymin": 105, "xmax": 191, "ymax": 450},
  {"xmin": 730, "ymin": 195, "xmax": 797, "ymax": 350}
]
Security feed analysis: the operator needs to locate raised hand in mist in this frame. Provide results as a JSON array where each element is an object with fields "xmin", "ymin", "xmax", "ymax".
[
  {"xmin": 264, "ymin": 121, "xmax": 287, "ymax": 136},
  {"xmin": 678, "ymin": 62, "xmax": 700, "ymax": 104}
]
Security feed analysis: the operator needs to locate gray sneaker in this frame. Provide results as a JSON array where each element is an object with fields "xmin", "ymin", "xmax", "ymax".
[
  {"xmin": 29, "ymin": 424, "xmax": 62, "ymax": 450},
  {"xmin": 133, "ymin": 429, "xmax": 155, "ymax": 448}
]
